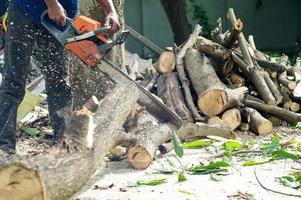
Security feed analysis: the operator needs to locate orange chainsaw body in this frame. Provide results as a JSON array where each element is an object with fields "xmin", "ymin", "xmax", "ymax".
[{"xmin": 65, "ymin": 16, "xmax": 110, "ymax": 66}]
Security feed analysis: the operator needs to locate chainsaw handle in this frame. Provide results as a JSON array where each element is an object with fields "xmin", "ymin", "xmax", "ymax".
[
  {"xmin": 94, "ymin": 26, "xmax": 111, "ymax": 35},
  {"xmin": 40, "ymin": 10, "xmax": 74, "ymax": 45}
]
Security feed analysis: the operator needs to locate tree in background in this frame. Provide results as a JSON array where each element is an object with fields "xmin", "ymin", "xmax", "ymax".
[
  {"xmin": 188, "ymin": 0, "xmax": 213, "ymax": 39},
  {"xmin": 160, "ymin": 0, "xmax": 213, "ymax": 44},
  {"xmin": 160, "ymin": 0, "xmax": 191, "ymax": 45}
]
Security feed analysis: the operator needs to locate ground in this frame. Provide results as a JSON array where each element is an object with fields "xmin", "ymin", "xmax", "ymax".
[{"xmin": 17, "ymin": 123, "xmax": 301, "ymax": 200}]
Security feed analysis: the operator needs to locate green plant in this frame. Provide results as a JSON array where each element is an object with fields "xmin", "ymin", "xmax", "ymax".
[{"xmin": 188, "ymin": 0, "xmax": 213, "ymax": 38}]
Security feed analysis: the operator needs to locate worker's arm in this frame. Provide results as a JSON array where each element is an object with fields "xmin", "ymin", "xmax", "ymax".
[
  {"xmin": 44, "ymin": 0, "xmax": 66, "ymax": 26},
  {"xmin": 97, "ymin": 0, "xmax": 120, "ymax": 35}
]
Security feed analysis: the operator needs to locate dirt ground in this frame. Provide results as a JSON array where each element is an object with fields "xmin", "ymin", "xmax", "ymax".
[{"xmin": 16, "ymin": 126, "xmax": 301, "ymax": 200}]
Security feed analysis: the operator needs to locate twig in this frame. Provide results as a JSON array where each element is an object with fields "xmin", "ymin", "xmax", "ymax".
[{"xmin": 254, "ymin": 167, "xmax": 301, "ymax": 198}]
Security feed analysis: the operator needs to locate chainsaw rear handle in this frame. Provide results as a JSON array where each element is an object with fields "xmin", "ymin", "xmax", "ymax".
[{"xmin": 41, "ymin": 10, "xmax": 75, "ymax": 46}]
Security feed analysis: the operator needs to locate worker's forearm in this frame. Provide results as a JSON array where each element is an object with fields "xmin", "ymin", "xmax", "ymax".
[
  {"xmin": 44, "ymin": 0, "xmax": 60, "ymax": 8},
  {"xmin": 97, "ymin": 0, "xmax": 117, "ymax": 15}
]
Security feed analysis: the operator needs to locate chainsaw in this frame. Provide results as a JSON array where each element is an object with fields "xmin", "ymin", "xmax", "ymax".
[
  {"xmin": 41, "ymin": 11, "xmax": 129, "ymax": 66},
  {"xmin": 41, "ymin": 12, "xmax": 183, "ymax": 128}
]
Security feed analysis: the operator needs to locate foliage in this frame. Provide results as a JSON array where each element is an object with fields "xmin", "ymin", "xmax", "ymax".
[
  {"xmin": 277, "ymin": 172, "xmax": 301, "ymax": 189},
  {"xmin": 188, "ymin": 0, "xmax": 213, "ymax": 38},
  {"xmin": 242, "ymin": 159, "xmax": 274, "ymax": 166},
  {"xmin": 136, "ymin": 178, "xmax": 167, "ymax": 186},
  {"xmin": 178, "ymin": 171, "xmax": 187, "ymax": 182},
  {"xmin": 261, "ymin": 136, "xmax": 281, "ymax": 154},
  {"xmin": 22, "ymin": 126, "xmax": 40, "ymax": 137},
  {"xmin": 223, "ymin": 140, "xmax": 242, "ymax": 154},
  {"xmin": 183, "ymin": 139, "xmax": 213, "ymax": 149},
  {"xmin": 172, "ymin": 132, "xmax": 184, "ymax": 158},
  {"xmin": 188, "ymin": 161, "xmax": 230, "ymax": 175}
]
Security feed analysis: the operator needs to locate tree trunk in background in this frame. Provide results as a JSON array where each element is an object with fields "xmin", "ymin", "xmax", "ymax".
[
  {"xmin": 79, "ymin": 0, "xmax": 125, "ymax": 70},
  {"xmin": 160, "ymin": 0, "xmax": 191, "ymax": 45}
]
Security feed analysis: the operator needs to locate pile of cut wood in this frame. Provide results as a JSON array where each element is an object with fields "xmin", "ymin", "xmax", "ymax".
[{"xmin": 132, "ymin": 8, "xmax": 301, "ymax": 137}]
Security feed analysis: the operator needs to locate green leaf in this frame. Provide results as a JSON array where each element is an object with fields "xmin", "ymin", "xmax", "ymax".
[
  {"xmin": 242, "ymin": 159, "xmax": 273, "ymax": 166},
  {"xmin": 297, "ymin": 147, "xmax": 301, "ymax": 152},
  {"xmin": 172, "ymin": 132, "xmax": 184, "ymax": 158},
  {"xmin": 272, "ymin": 149, "xmax": 299, "ymax": 160},
  {"xmin": 278, "ymin": 176, "xmax": 301, "ymax": 189},
  {"xmin": 222, "ymin": 141, "xmax": 242, "ymax": 153},
  {"xmin": 261, "ymin": 136, "xmax": 281, "ymax": 154},
  {"xmin": 137, "ymin": 178, "xmax": 167, "ymax": 186},
  {"xmin": 178, "ymin": 171, "xmax": 187, "ymax": 182},
  {"xmin": 188, "ymin": 161, "xmax": 230, "ymax": 175},
  {"xmin": 294, "ymin": 122, "xmax": 301, "ymax": 130},
  {"xmin": 183, "ymin": 139, "xmax": 213, "ymax": 149},
  {"xmin": 22, "ymin": 126, "xmax": 40, "ymax": 137}
]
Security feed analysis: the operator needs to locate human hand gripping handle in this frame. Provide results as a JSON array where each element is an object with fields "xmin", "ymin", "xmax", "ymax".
[
  {"xmin": 44, "ymin": 0, "xmax": 67, "ymax": 26},
  {"xmin": 97, "ymin": 0, "xmax": 120, "ymax": 35}
]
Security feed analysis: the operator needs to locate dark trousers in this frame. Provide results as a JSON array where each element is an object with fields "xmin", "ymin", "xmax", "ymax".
[{"xmin": 0, "ymin": 3, "xmax": 72, "ymax": 152}]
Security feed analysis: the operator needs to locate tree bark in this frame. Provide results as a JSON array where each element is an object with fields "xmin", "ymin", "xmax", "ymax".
[
  {"xmin": 175, "ymin": 25, "xmax": 205, "ymax": 122},
  {"xmin": 157, "ymin": 72, "xmax": 193, "ymax": 122},
  {"xmin": 0, "ymin": 84, "xmax": 139, "ymax": 200},
  {"xmin": 160, "ymin": 0, "xmax": 191, "ymax": 44},
  {"xmin": 245, "ymin": 100, "xmax": 301, "ymax": 125},
  {"xmin": 242, "ymin": 107, "xmax": 273, "ymax": 135},
  {"xmin": 184, "ymin": 48, "xmax": 248, "ymax": 116}
]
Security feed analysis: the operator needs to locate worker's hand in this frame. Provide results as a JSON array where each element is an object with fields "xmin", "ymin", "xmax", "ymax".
[
  {"xmin": 47, "ymin": 2, "xmax": 67, "ymax": 26},
  {"xmin": 104, "ymin": 12, "xmax": 120, "ymax": 35}
]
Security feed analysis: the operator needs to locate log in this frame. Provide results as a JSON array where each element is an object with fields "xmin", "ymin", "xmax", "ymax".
[
  {"xmin": 232, "ymin": 53, "xmax": 276, "ymax": 105},
  {"xmin": 208, "ymin": 116, "xmax": 224, "ymax": 127},
  {"xmin": 157, "ymin": 72, "xmax": 193, "ymax": 122},
  {"xmin": 175, "ymin": 24, "xmax": 205, "ymax": 122},
  {"xmin": 245, "ymin": 100, "xmax": 301, "ymax": 125},
  {"xmin": 228, "ymin": 73, "xmax": 245, "ymax": 87},
  {"xmin": 0, "ymin": 84, "xmax": 139, "ymax": 200},
  {"xmin": 177, "ymin": 123, "xmax": 236, "ymax": 140},
  {"xmin": 211, "ymin": 17, "xmax": 243, "ymax": 48},
  {"xmin": 238, "ymin": 122, "xmax": 250, "ymax": 132},
  {"xmin": 227, "ymin": 8, "xmax": 252, "ymax": 65},
  {"xmin": 242, "ymin": 107, "xmax": 273, "ymax": 136},
  {"xmin": 279, "ymin": 71, "xmax": 297, "ymax": 91},
  {"xmin": 195, "ymin": 36, "xmax": 233, "ymax": 74},
  {"xmin": 128, "ymin": 124, "xmax": 172, "ymax": 170},
  {"xmin": 290, "ymin": 102, "xmax": 300, "ymax": 112},
  {"xmin": 153, "ymin": 51, "xmax": 176, "ymax": 73},
  {"xmin": 287, "ymin": 60, "xmax": 301, "ymax": 82},
  {"xmin": 267, "ymin": 116, "xmax": 282, "ymax": 127},
  {"xmin": 221, "ymin": 108, "xmax": 241, "ymax": 131},
  {"xmin": 184, "ymin": 48, "xmax": 248, "ymax": 116},
  {"xmin": 281, "ymin": 87, "xmax": 293, "ymax": 109}
]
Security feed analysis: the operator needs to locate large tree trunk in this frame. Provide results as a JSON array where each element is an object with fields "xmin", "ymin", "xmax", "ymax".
[
  {"xmin": 184, "ymin": 48, "xmax": 248, "ymax": 116},
  {"xmin": 160, "ymin": 0, "xmax": 191, "ymax": 44},
  {"xmin": 0, "ymin": 83, "xmax": 139, "ymax": 200}
]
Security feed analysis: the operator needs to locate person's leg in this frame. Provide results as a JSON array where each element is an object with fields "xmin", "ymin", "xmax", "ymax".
[
  {"xmin": 0, "ymin": 3, "xmax": 35, "ymax": 153},
  {"xmin": 34, "ymin": 27, "xmax": 72, "ymax": 141}
]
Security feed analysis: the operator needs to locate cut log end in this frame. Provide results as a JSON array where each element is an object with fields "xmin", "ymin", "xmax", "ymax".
[
  {"xmin": 0, "ymin": 164, "xmax": 44, "ymax": 200},
  {"xmin": 290, "ymin": 102, "xmax": 300, "ymax": 112},
  {"xmin": 154, "ymin": 51, "xmax": 176, "ymax": 74},
  {"xmin": 221, "ymin": 108, "xmax": 241, "ymax": 131},
  {"xmin": 127, "ymin": 146, "xmax": 152, "ymax": 170},
  {"xmin": 257, "ymin": 121, "xmax": 273, "ymax": 136},
  {"xmin": 198, "ymin": 89, "xmax": 228, "ymax": 116}
]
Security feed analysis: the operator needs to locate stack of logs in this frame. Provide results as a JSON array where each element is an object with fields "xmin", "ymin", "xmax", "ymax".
[{"xmin": 132, "ymin": 8, "xmax": 301, "ymax": 136}]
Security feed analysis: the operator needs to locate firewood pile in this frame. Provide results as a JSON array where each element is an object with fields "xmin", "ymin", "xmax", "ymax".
[
  {"xmin": 1, "ymin": 8, "xmax": 301, "ymax": 200},
  {"xmin": 126, "ymin": 8, "xmax": 301, "ymax": 138}
]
